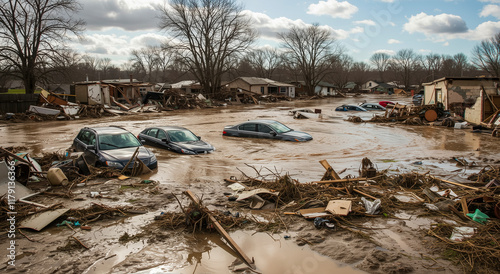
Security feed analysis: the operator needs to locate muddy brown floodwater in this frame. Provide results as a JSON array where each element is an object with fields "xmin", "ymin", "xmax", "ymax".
[{"xmin": 1, "ymin": 94, "xmax": 499, "ymax": 274}]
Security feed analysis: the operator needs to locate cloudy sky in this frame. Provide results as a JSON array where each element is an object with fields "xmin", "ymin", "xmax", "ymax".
[{"xmin": 71, "ymin": 0, "xmax": 500, "ymax": 66}]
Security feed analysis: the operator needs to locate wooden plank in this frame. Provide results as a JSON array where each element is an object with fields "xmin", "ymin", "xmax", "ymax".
[
  {"xmin": 430, "ymin": 175, "xmax": 481, "ymax": 191},
  {"xmin": 319, "ymin": 160, "xmax": 340, "ymax": 180},
  {"xmin": 184, "ymin": 190, "xmax": 255, "ymax": 269},
  {"xmin": 460, "ymin": 197, "xmax": 469, "ymax": 216},
  {"xmin": 312, "ymin": 178, "xmax": 367, "ymax": 184},
  {"xmin": 353, "ymin": 189, "xmax": 378, "ymax": 200}
]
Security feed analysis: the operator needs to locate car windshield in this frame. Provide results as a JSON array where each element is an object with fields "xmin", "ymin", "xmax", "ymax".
[
  {"xmin": 268, "ymin": 121, "xmax": 291, "ymax": 133},
  {"xmin": 98, "ymin": 132, "xmax": 142, "ymax": 150},
  {"xmin": 167, "ymin": 130, "xmax": 199, "ymax": 142}
]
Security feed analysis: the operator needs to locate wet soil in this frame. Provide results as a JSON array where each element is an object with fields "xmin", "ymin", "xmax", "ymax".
[{"xmin": 1, "ymin": 94, "xmax": 499, "ymax": 273}]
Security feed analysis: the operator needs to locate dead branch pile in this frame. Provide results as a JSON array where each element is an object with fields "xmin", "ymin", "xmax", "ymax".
[
  {"xmin": 347, "ymin": 116, "xmax": 364, "ymax": 123},
  {"xmin": 428, "ymin": 221, "xmax": 500, "ymax": 272},
  {"xmin": 64, "ymin": 203, "xmax": 135, "ymax": 224},
  {"xmin": 467, "ymin": 165, "xmax": 500, "ymax": 184},
  {"xmin": 162, "ymin": 89, "xmax": 210, "ymax": 109}
]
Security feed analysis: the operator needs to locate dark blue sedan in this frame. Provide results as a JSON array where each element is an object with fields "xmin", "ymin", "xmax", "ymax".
[{"xmin": 138, "ymin": 126, "xmax": 215, "ymax": 154}]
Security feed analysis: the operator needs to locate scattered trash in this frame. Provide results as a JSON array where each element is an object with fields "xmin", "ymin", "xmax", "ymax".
[
  {"xmin": 47, "ymin": 167, "xmax": 69, "ymax": 186},
  {"xmin": 466, "ymin": 209, "xmax": 489, "ymax": 224},
  {"xmin": 361, "ymin": 197, "xmax": 381, "ymax": 215},
  {"xmin": 313, "ymin": 217, "xmax": 335, "ymax": 229}
]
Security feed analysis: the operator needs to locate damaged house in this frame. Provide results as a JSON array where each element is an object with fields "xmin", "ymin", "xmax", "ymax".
[
  {"xmin": 423, "ymin": 77, "xmax": 500, "ymax": 127},
  {"xmin": 72, "ymin": 78, "xmax": 155, "ymax": 106},
  {"xmin": 226, "ymin": 77, "xmax": 296, "ymax": 98}
]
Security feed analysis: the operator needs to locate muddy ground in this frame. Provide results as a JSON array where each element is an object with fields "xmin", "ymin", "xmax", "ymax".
[{"xmin": 1, "ymin": 94, "xmax": 499, "ymax": 274}]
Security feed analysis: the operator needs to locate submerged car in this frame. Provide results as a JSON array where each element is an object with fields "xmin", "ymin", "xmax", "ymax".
[
  {"xmin": 378, "ymin": 101, "xmax": 395, "ymax": 108},
  {"xmin": 222, "ymin": 120, "xmax": 312, "ymax": 142},
  {"xmin": 138, "ymin": 126, "xmax": 214, "ymax": 154},
  {"xmin": 335, "ymin": 104, "xmax": 367, "ymax": 111},
  {"xmin": 359, "ymin": 103, "xmax": 386, "ymax": 111},
  {"xmin": 412, "ymin": 94, "xmax": 423, "ymax": 106},
  {"xmin": 72, "ymin": 126, "xmax": 157, "ymax": 170}
]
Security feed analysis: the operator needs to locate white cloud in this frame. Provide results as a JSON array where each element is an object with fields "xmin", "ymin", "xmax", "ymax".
[
  {"xmin": 443, "ymin": 42, "xmax": 449, "ymax": 46},
  {"xmin": 350, "ymin": 27, "xmax": 364, "ymax": 33},
  {"xmin": 243, "ymin": 10, "xmax": 350, "ymax": 41},
  {"xmin": 307, "ymin": 0, "xmax": 358, "ymax": 19},
  {"xmin": 480, "ymin": 5, "xmax": 500, "ymax": 19},
  {"xmin": 388, "ymin": 39, "xmax": 401, "ymax": 44},
  {"xmin": 479, "ymin": 0, "xmax": 500, "ymax": 3},
  {"xmin": 354, "ymin": 20, "xmax": 376, "ymax": 26},
  {"xmin": 373, "ymin": 49, "xmax": 395, "ymax": 55},
  {"xmin": 80, "ymin": 0, "xmax": 160, "ymax": 31},
  {"xmin": 418, "ymin": 49, "xmax": 432, "ymax": 53},
  {"xmin": 404, "ymin": 13, "xmax": 468, "ymax": 34}
]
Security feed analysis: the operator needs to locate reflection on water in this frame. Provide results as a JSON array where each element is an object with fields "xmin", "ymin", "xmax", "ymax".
[{"xmin": 137, "ymin": 231, "xmax": 363, "ymax": 274}]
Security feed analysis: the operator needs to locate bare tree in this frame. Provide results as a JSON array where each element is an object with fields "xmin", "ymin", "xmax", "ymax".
[
  {"xmin": 328, "ymin": 54, "xmax": 353, "ymax": 91},
  {"xmin": 0, "ymin": 0, "xmax": 84, "ymax": 93},
  {"xmin": 279, "ymin": 24, "xmax": 337, "ymax": 96},
  {"xmin": 158, "ymin": 0, "xmax": 256, "ymax": 96},
  {"xmin": 471, "ymin": 32, "xmax": 500, "ymax": 78},
  {"xmin": 370, "ymin": 52, "xmax": 390, "ymax": 82},
  {"xmin": 244, "ymin": 48, "xmax": 282, "ymax": 79},
  {"xmin": 130, "ymin": 46, "xmax": 158, "ymax": 82},
  {"xmin": 351, "ymin": 61, "xmax": 370, "ymax": 88},
  {"xmin": 390, "ymin": 49, "xmax": 422, "ymax": 90}
]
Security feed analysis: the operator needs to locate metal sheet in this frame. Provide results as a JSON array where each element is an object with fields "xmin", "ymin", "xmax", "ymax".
[{"xmin": 19, "ymin": 208, "xmax": 69, "ymax": 231}]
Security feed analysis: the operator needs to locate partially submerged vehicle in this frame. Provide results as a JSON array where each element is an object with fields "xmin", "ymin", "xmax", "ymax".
[
  {"xmin": 379, "ymin": 101, "xmax": 395, "ymax": 108},
  {"xmin": 223, "ymin": 119, "xmax": 312, "ymax": 142},
  {"xmin": 138, "ymin": 126, "xmax": 214, "ymax": 155},
  {"xmin": 335, "ymin": 104, "xmax": 367, "ymax": 112},
  {"xmin": 72, "ymin": 126, "xmax": 157, "ymax": 170},
  {"xmin": 359, "ymin": 103, "xmax": 386, "ymax": 111}
]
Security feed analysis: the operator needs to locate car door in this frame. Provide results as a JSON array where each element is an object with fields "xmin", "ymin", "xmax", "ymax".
[
  {"xmin": 256, "ymin": 124, "xmax": 275, "ymax": 139},
  {"xmin": 81, "ymin": 131, "xmax": 99, "ymax": 166},
  {"xmin": 156, "ymin": 129, "xmax": 171, "ymax": 150},
  {"xmin": 238, "ymin": 123, "xmax": 257, "ymax": 138},
  {"xmin": 141, "ymin": 128, "xmax": 158, "ymax": 146}
]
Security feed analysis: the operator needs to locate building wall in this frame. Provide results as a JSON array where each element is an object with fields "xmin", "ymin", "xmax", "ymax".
[{"xmin": 227, "ymin": 79, "xmax": 267, "ymax": 95}]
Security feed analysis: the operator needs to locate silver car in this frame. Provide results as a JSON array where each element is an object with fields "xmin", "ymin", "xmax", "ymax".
[{"xmin": 222, "ymin": 120, "xmax": 313, "ymax": 142}]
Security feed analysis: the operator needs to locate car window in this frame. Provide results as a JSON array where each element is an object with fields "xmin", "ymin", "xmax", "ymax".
[
  {"xmin": 147, "ymin": 128, "xmax": 159, "ymax": 138},
  {"xmin": 99, "ymin": 132, "xmax": 142, "ymax": 150},
  {"xmin": 157, "ymin": 130, "xmax": 167, "ymax": 140},
  {"xmin": 268, "ymin": 122, "xmax": 291, "ymax": 133},
  {"xmin": 78, "ymin": 130, "xmax": 94, "ymax": 145},
  {"xmin": 257, "ymin": 124, "xmax": 272, "ymax": 133},
  {"xmin": 88, "ymin": 133, "xmax": 96, "ymax": 145},
  {"xmin": 239, "ymin": 123, "xmax": 256, "ymax": 131},
  {"xmin": 167, "ymin": 130, "xmax": 198, "ymax": 142}
]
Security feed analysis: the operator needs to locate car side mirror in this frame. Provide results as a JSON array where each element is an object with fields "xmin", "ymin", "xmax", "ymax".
[
  {"xmin": 140, "ymin": 139, "xmax": 145, "ymax": 144},
  {"xmin": 162, "ymin": 138, "xmax": 169, "ymax": 143},
  {"xmin": 270, "ymin": 131, "xmax": 277, "ymax": 136},
  {"xmin": 197, "ymin": 136, "xmax": 201, "ymax": 140},
  {"xmin": 87, "ymin": 145, "xmax": 96, "ymax": 151}
]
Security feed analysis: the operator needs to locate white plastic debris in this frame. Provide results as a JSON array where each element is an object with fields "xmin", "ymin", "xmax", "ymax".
[
  {"xmin": 361, "ymin": 197, "xmax": 381, "ymax": 215},
  {"xmin": 450, "ymin": 227, "xmax": 476, "ymax": 241}
]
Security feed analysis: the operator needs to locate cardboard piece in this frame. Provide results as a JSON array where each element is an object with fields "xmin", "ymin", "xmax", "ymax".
[
  {"xmin": 19, "ymin": 208, "xmax": 70, "ymax": 231},
  {"xmin": 298, "ymin": 207, "xmax": 330, "ymax": 219},
  {"xmin": 325, "ymin": 200, "xmax": 352, "ymax": 216}
]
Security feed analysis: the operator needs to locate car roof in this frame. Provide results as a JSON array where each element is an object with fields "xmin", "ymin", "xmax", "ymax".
[
  {"xmin": 240, "ymin": 119, "xmax": 280, "ymax": 125},
  {"xmin": 84, "ymin": 126, "xmax": 130, "ymax": 134},
  {"xmin": 147, "ymin": 126, "xmax": 188, "ymax": 131}
]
